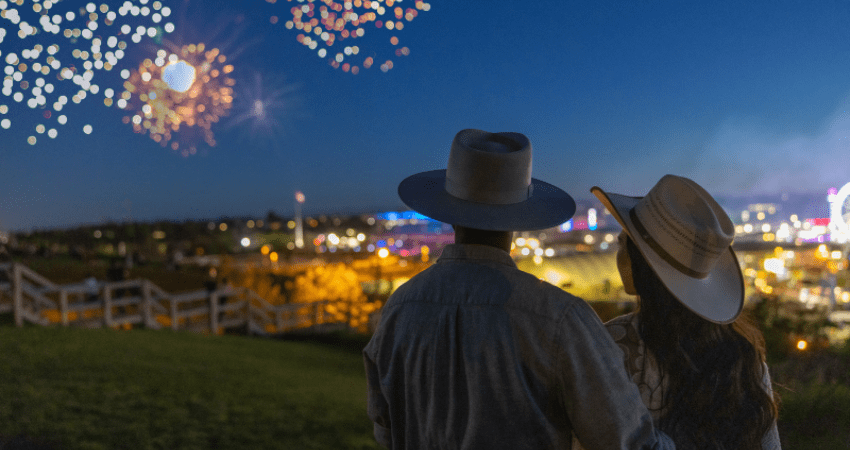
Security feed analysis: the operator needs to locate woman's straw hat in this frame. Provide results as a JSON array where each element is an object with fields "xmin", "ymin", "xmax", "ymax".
[
  {"xmin": 398, "ymin": 129, "xmax": 576, "ymax": 231},
  {"xmin": 592, "ymin": 175, "xmax": 744, "ymax": 324}
]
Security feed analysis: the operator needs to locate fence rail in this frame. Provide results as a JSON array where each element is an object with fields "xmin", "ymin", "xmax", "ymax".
[{"xmin": 0, "ymin": 262, "xmax": 336, "ymax": 336}]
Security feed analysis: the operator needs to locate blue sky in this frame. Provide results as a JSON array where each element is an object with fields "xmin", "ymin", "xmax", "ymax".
[{"xmin": 2, "ymin": 0, "xmax": 850, "ymax": 231}]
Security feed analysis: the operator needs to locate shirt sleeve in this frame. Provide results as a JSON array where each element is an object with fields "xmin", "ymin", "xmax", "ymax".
[
  {"xmin": 363, "ymin": 344, "xmax": 392, "ymax": 449},
  {"xmin": 555, "ymin": 301, "xmax": 676, "ymax": 450}
]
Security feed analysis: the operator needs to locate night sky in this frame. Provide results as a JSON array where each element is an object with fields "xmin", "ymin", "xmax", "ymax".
[{"xmin": 3, "ymin": 0, "xmax": 850, "ymax": 231}]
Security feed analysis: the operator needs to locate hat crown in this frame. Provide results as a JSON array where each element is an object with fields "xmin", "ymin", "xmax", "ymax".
[
  {"xmin": 633, "ymin": 175, "xmax": 734, "ymax": 278},
  {"xmin": 444, "ymin": 129, "xmax": 533, "ymax": 205}
]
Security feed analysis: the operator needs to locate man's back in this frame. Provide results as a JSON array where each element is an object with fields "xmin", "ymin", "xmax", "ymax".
[{"xmin": 364, "ymin": 244, "xmax": 666, "ymax": 450}]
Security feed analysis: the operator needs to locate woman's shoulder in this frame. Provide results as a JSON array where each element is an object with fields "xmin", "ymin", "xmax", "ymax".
[
  {"xmin": 603, "ymin": 312, "xmax": 644, "ymax": 372},
  {"xmin": 604, "ymin": 311, "xmax": 667, "ymax": 419},
  {"xmin": 605, "ymin": 311, "xmax": 637, "ymax": 326},
  {"xmin": 604, "ymin": 312, "xmax": 639, "ymax": 343}
]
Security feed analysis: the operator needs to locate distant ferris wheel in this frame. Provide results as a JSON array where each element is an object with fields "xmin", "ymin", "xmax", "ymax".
[{"xmin": 830, "ymin": 182, "xmax": 850, "ymax": 237}]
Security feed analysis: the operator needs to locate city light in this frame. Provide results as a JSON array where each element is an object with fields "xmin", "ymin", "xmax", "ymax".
[
  {"xmin": 5, "ymin": 190, "xmax": 848, "ymax": 339},
  {"xmin": 776, "ymin": 223, "xmax": 791, "ymax": 241},
  {"xmin": 763, "ymin": 258, "xmax": 783, "ymax": 274}
]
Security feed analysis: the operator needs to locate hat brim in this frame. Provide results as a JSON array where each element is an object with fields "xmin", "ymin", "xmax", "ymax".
[
  {"xmin": 591, "ymin": 187, "xmax": 744, "ymax": 324},
  {"xmin": 399, "ymin": 170, "xmax": 576, "ymax": 231}
]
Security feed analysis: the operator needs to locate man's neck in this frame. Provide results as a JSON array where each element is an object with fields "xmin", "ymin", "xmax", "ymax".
[{"xmin": 453, "ymin": 226, "xmax": 513, "ymax": 253}]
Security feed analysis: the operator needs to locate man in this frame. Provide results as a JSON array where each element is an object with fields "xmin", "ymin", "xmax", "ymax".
[{"xmin": 363, "ymin": 129, "xmax": 675, "ymax": 449}]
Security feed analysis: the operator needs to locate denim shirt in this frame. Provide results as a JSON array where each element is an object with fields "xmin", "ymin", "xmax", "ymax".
[{"xmin": 364, "ymin": 244, "xmax": 675, "ymax": 450}]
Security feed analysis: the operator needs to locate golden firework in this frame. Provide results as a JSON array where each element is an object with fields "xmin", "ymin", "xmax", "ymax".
[
  {"xmin": 118, "ymin": 43, "xmax": 235, "ymax": 155},
  {"xmin": 269, "ymin": 0, "xmax": 430, "ymax": 74}
]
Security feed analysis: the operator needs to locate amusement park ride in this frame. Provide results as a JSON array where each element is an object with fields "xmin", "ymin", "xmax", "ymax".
[{"xmin": 829, "ymin": 181, "xmax": 850, "ymax": 245}]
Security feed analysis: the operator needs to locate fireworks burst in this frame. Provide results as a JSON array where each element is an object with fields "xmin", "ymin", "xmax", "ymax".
[
  {"xmin": 265, "ymin": 0, "xmax": 431, "ymax": 74},
  {"xmin": 228, "ymin": 70, "xmax": 299, "ymax": 137},
  {"xmin": 117, "ymin": 42, "xmax": 235, "ymax": 156},
  {"xmin": 0, "ymin": 0, "xmax": 174, "ymax": 145}
]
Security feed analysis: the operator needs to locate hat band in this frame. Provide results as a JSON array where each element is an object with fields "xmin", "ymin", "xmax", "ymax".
[
  {"xmin": 445, "ymin": 177, "xmax": 533, "ymax": 205},
  {"xmin": 629, "ymin": 208, "xmax": 709, "ymax": 279}
]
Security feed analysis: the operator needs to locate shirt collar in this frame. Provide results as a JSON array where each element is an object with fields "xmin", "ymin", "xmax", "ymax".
[{"xmin": 437, "ymin": 243, "xmax": 517, "ymax": 268}]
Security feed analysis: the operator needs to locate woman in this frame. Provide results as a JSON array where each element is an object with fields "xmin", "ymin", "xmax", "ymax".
[{"xmin": 588, "ymin": 175, "xmax": 781, "ymax": 449}]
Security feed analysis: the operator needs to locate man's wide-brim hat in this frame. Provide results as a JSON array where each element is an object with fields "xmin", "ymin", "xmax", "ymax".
[
  {"xmin": 591, "ymin": 175, "xmax": 744, "ymax": 324},
  {"xmin": 398, "ymin": 129, "xmax": 576, "ymax": 231}
]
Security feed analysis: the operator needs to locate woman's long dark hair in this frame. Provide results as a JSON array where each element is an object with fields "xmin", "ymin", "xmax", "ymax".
[{"xmin": 625, "ymin": 237, "xmax": 778, "ymax": 449}]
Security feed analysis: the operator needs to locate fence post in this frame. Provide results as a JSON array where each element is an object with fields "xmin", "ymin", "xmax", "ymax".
[
  {"xmin": 60, "ymin": 290, "xmax": 68, "ymax": 326},
  {"xmin": 103, "ymin": 286, "xmax": 113, "ymax": 328},
  {"xmin": 209, "ymin": 292, "xmax": 219, "ymax": 335},
  {"xmin": 275, "ymin": 306, "xmax": 283, "ymax": 332},
  {"xmin": 314, "ymin": 301, "xmax": 321, "ymax": 327},
  {"xmin": 170, "ymin": 298, "xmax": 178, "ymax": 331},
  {"xmin": 12, "ymin": 263, "xmax": 23, "ymax": 328},
  {"xmin": 142, "ymin": 280, "xmax": 152, "ymax": 328}
]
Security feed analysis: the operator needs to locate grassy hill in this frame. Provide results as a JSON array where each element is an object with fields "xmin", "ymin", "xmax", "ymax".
[
  {"xmin": 0, "ymin": 327, "xmax": 380, "ymax": 450},
  {"xmin": 2, "ymin": 325, "xmax": 848, "ymax": 449}
]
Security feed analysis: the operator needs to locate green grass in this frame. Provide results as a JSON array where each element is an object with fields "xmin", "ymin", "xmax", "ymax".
[
  {"xmin": 776, "ymin": 382, "xmax": 850, "ymax": 448},
  {"xmin": 0, "ymin": 327, "xmax": 381, "ymax": 450},
  {"xmin": 3, "ymin": 325, "xmax": 849, "ymax": 449}
]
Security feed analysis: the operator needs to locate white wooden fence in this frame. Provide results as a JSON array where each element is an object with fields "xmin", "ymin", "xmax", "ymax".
[{"xmin": 0, "ymin": 262, "xmax": 336, "ymax": 335}]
